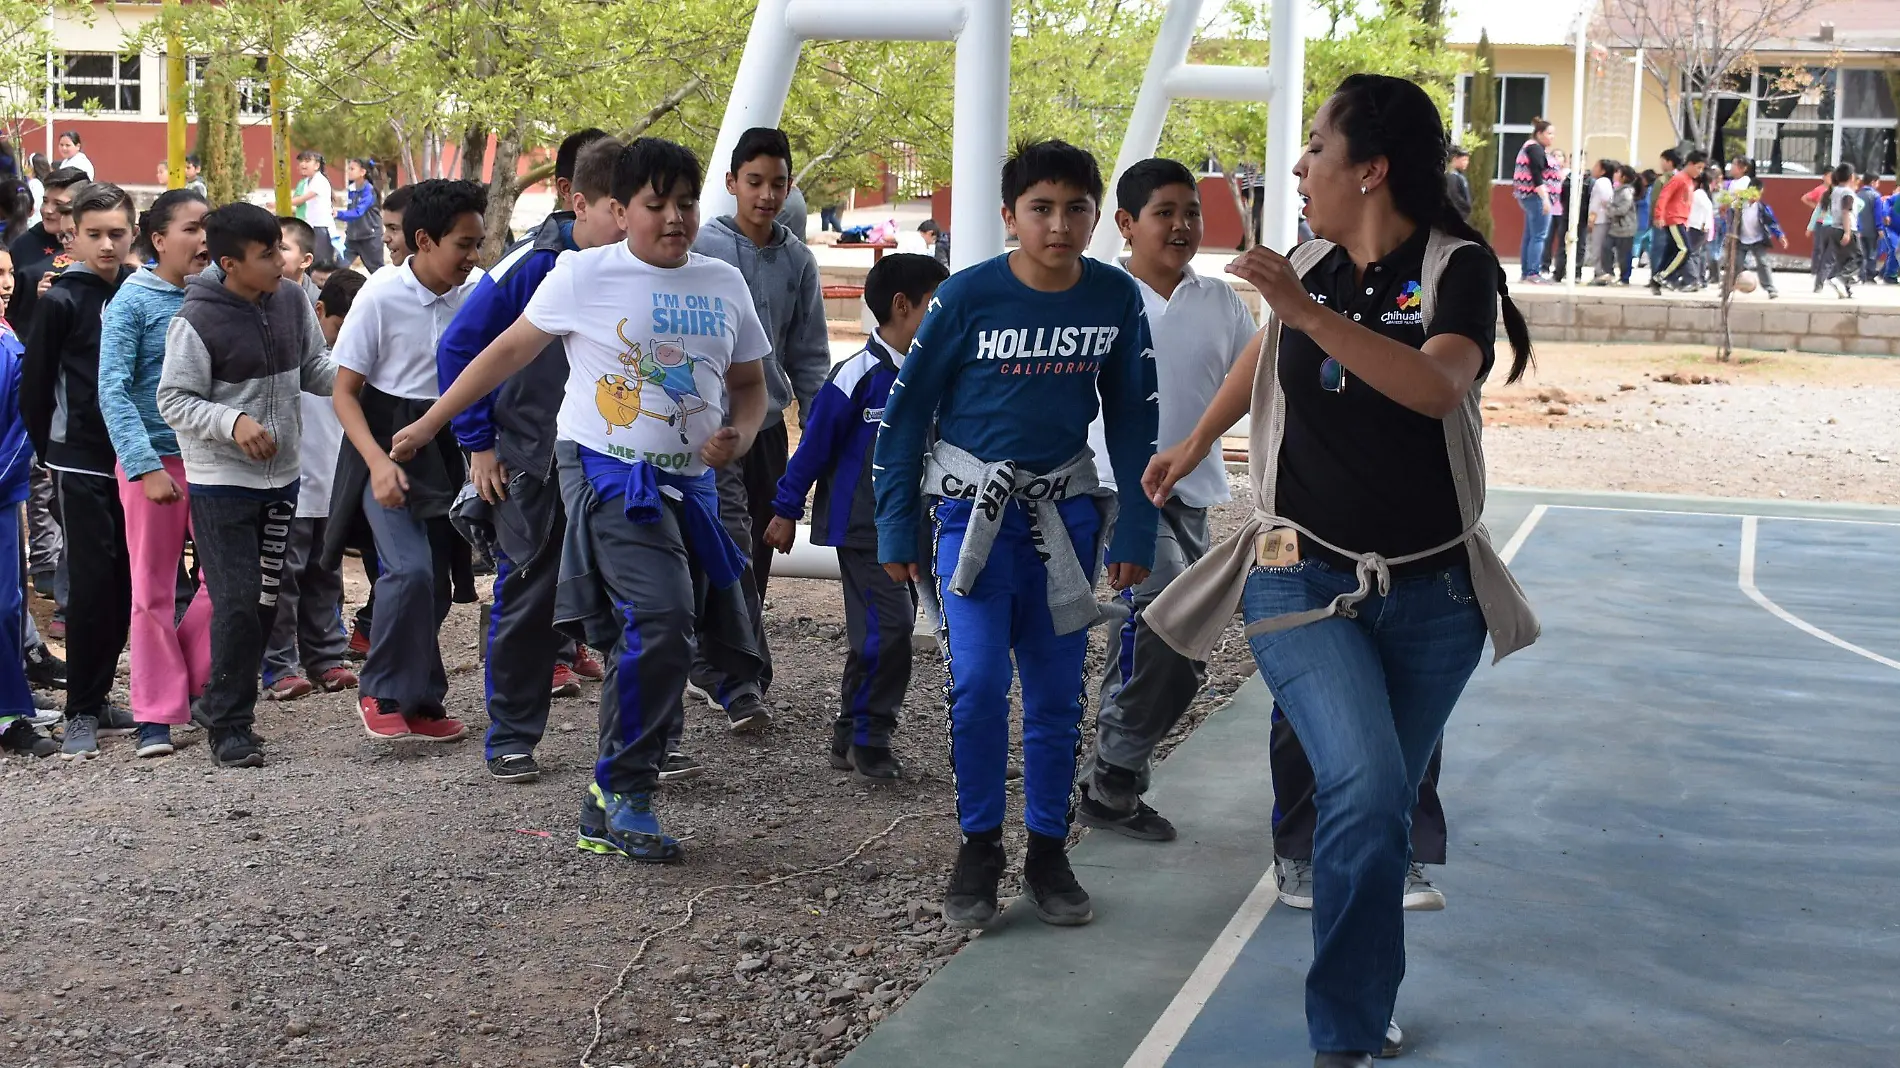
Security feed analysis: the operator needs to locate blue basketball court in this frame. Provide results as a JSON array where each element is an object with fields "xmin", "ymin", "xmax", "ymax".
[{"xmin": 842, "ymin": 488, "xmax": 1900, "ymax": 1068}]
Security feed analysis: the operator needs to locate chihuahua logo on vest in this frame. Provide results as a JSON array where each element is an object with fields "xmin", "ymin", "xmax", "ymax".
[{"xmin": 1381, "ymin": 281, "xmax": 1424, "ymax": 326}]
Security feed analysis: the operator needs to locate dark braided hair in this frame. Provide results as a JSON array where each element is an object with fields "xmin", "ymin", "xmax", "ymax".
[
  {"xmin": 1327, "ymin": 74, "xmax": 1534, "ymax": 384},
  {"xmin": 134, "ymin": 187, "xmax": 208, "ymax": 262}
]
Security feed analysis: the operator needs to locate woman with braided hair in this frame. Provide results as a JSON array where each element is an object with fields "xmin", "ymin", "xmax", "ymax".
[{"xmin": 1144, "ymin": 74, "xmax": 1539, "ymax": 1067}]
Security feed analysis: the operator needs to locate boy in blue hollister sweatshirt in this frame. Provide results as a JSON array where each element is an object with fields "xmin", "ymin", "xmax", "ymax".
[
  {"xmin": 762, "ymin": 253, "xmax": 948, "ymax": 784},
  {"xmin": 872, "ymin": 140, "xmax": 1159, "ymax": 931}
]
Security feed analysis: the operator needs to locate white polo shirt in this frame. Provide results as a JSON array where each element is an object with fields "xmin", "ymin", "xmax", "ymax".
[
  {"xmin": 1089, "ymin": 264, "xmax": 1258, "ymax": 509},
  {"xmin": 332, "ymin": 262, "xmax": 484, "ymax": 400}
]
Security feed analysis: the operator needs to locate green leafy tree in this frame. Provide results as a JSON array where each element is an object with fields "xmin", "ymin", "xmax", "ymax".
[
  {"xmin": 1467, "ymin": 32, "xmax": 1497, "ymax": 240},
  {"xmin": 193, "ymin": 57, "xmax": 254, "ymax": 205},
  {"xmin": 0, "ymin": 0, "xmax": 94, "ymax": 157}
]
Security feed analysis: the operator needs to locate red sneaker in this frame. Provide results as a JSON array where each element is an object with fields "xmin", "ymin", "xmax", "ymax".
[
  {"xmin": 359, "ymin": 697, "xmax": 414, "ymax": 741},
  {"xmin": 550, "ymin": 663, "xmax": 582, "ymax": 697},
  {"xmin": 346, "ymin": 626, "xmax": 370, "ymax": 661},
  {"xmin": 319, "ymin": 666, "xmax": 359, "ymax": 692},
  {"xmin": 569, "ymin": 646, "xmax": 604, "ymax": 681},
  {"xmin": 403, "ymin": 708, "xmax": 467, "ymax": 743},
  {"xmin": 266, "ymin": 675, "xmax": 314, "ymax": 701}
]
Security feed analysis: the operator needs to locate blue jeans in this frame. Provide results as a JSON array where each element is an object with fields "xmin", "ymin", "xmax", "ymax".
[
  {"xmin": 1242, "ymin": 559, "xmax": 1486, "ymax": 1055},
  {"xmin": 1516, "ymin": 194, "xmax": 1549, "ymax": 279}
]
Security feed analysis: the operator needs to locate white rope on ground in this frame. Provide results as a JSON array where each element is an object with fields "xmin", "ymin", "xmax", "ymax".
[{"xmin": 580, "ymin": 810, "xmax": 947, "ymax": 1068}]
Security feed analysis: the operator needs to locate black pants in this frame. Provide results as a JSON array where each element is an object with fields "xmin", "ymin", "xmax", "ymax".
[
  {"xmin": 834, "ymin": 546, "xmax": 915, "ymax": 749},
  {"xmin": 344, "ymin": 236, "xmax": 385, "ymax": 272},
  {"xmin": 483, "ymin": 470, "xmax": 575, "ymax": 758},
  {"xmin": 687, "ymin": 420, "xmax": 789, "ymax": 708},
  {"xmin": 740, "ymin": 421, "xmax": 790, "ymax": 599},
  {"xmin": 57, "ymin": 471, "xmax": 130, "ymax": 719},
  {"xmin": 191, "ymin": 492, "xmax": 297, "ymax": 734},
  {"xmin": 1270, "ymin": 702, "xmax": 1447, "ymax": 865}
]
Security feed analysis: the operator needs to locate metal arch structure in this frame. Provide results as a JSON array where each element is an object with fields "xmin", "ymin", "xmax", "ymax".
[
  {"xmin": 705, "ymin": 0, "xmax": 1011, "ymax": 273},
  {"xmin": 1089, "ymin": 0, "xmax": 1304, "ymax": 260}
]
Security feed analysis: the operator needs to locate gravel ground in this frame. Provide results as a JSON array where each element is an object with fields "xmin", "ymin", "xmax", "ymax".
[{"xmin": 6, "ymin": 338, "xmax": 1893, "ymax": 1067}]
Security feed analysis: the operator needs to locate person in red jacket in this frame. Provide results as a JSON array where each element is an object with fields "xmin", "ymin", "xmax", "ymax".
[{"xmin": 1647, "ymin": 149, "xmax": 1704, "ymax": 292}]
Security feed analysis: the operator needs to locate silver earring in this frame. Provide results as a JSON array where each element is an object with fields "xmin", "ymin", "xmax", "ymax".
[{"xmin": 1360, "ymin": 185, "xmax": 1368, "ymax": 195}]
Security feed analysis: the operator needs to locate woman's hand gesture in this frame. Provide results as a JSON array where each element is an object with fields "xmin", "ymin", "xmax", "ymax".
[{"xmin": 1227, "ymin": 246, "xmax": 1321, "ymax": 333}]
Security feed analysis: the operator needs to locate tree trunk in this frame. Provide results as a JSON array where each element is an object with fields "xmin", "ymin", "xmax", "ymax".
[
  {"xmin": 1223, "ymin": 165, "xmax": 1255, "ymax": 251},
  {"xmin": 480, "ymin": 116, "xmax": 529, "ymax": 263},
  {"xmin": 1717, "ymin": 208, "xmax": 1740, "ymax": 362},
  {"xmin": 459, "ymin": 125, "xmax": 488, "ymax": 183}
]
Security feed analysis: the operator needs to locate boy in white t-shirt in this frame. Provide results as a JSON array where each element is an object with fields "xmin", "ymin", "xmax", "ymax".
[
  {"xmin": 392, "ymin": 139, "xmax": 770, "ymax": 862},
  {"xmin": 328, "ymin": 179, "xmax": 488, "ymax": 744}
]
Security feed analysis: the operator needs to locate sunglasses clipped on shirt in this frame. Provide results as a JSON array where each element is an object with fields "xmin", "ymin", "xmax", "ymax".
[{"xmin": 1320, "ymin": 355, "xmax": 1346, "ymax": 394}]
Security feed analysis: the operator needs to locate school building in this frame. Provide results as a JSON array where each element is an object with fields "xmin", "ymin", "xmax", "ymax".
[{"xmin": 1450, "ymin": 0, "xmax": 1899, "ymax": 264}]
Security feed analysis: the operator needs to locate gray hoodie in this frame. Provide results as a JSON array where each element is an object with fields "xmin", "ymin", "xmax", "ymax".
[{"xmin": 692, "ymin": 215, "xmax": 829, "ymax": 427}]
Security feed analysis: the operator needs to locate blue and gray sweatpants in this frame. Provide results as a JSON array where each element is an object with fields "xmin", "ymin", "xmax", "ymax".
[
  {"xmin": 832, "ymin": 545, "xmax": 916, "ymax": 750},
  {"xmin": 934, "ymin": 494, "xmax": 1101, "ymax": 839},
  {"xmin": 481, "ymin": 468, "xmax": 580, "ymax": 759}
]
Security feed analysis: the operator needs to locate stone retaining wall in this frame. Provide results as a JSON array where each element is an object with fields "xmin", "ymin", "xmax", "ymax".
[{"xmin": 1507, "ymin": 289, "xmax": 1900, "ymax": 357}]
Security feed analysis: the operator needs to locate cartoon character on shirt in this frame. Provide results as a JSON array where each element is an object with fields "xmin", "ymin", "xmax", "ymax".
[{"xmin": 596, "ymin": 321, "xmax": 712, "ymax": 442}]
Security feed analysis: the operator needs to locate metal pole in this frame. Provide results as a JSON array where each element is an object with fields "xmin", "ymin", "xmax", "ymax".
[
  {"xmin": 1628, "ymin": 48, "xmax": 1643, "ymax": 164},
  {"xmin": 1261, "ymin": 0, "xmax": 1304, "ymax": 252},
  {"xmin": 1087, "ymin": 0, "xmax": 1201, "ymax": 261},
  {"xmin": 950, "ymin": 0, "xmax": 1010, "ymax": 271},
  {"xmin": 1565, "ymin": 8, "xmax": 1588, "ymax": 289},
  {"xmin": 703, "ymin": 0, "xmax": 802, "ymax": 221}
]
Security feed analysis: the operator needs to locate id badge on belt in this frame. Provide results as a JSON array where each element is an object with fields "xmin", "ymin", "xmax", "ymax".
[{"xmin": 1255, "ymin": 527, "xmax": 1302, "ymax": 568}]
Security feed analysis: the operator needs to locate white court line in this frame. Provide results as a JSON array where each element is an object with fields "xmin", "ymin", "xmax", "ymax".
[
  {"xmin": 1738, "ymin": 516, "xmax": 1900, "ymax": 673},
  {"xmin": 1498, "ymin": 504, "xmax": 1548, "ymax": 565},
  {"xmin": 1545, "ymin": 503, "xmax": 1900, "ymax": 528},
  {"xmin": 1121, "ymin": 869, "xmax": 1281, "ymax": 1068}
]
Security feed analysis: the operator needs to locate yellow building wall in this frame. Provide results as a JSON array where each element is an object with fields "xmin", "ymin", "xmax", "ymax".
[{"xmin": 1456, "ymin": 43, "xmax": 1686, "ymax": 175}]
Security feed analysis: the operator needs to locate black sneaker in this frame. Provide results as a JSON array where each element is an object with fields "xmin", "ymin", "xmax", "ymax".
[
  {"xmin": 210, "ymin": 729, "xmax": 264, "ymax": 768},
  {"xmin": 943, "ymin": 835, "xmax": 1006, "ymax": 930},
  {"xmin": 725, "ymin": 692, "xmax": 771, "ymax": 734},
  {"xmin": 658, "ymin": 751, "xmax": 704, "ymax": 782},
  {"xmin": 849, "ymin": 744, "xmax": 903, "ymax": 784},
  {"xmin": 1022, "ymin": 833, "xmax": 1093, "ymax": 926},
  {"xmin": 1088, "ymin": 763, "xmax": 1140, "ymax": 814},
  {"xmin": 487, "ymin": 753, "xmax": 541, "ymax": 783},
  {"xmin": 24, "ymin": 643, "xmax": 65, "ymax": 689},
  {"xmin": 1, "ymin": 719, "xmax": 57, "ymax": 758},
  {"xmin": 96, "ymin": 704, "xmax": 136, "ymax": 738},
  {"xmin": 828, "ymin": 721, "xmax": 853, "ymax": 771},
  {"xmin": 1076, "ymin": 782, "xmax": 1177, "ymax": 842}
]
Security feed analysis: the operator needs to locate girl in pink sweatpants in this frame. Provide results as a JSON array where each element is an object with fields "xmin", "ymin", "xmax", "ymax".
[{"xmin": 96, "ymin": 189, "xmax": 214, "ymax": 756}]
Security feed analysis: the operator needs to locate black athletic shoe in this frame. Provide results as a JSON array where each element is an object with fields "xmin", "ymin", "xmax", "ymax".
[
  {"xmin": 1022, "ymin": 833, "xmax": 1093, "ymax": 926},
  {"xmin": 1, "ymin": 719, "xmax": 57, "ymax": 758},
  {"xmin": 96, "ymin": 703, "xmax": 136, "ymax": 737},
  {"xmin": 24, "ymin": 643, "xmax": 65, "ymax": 689},
  {"xmin": 725, "ymin": 692, "xmax": 771, "ymax": 733},
  {"xmin": 943, "ymin": 836, "xmax": 1006, "ymax": 929},
  {"xmin": 1076, "ymin": 783, "xmax": 1177, "ymax": 841},
  {"xmin": 487, "ymin": 753, "xmax": 541, "ymax": 783},
  {"xmin": 211, "ymin": 729, "xmax": 265, "ymax": 768},
  {"xmin": 828, "ymin": 720, "xmax": 853, "ymax": 771},
  {"xmin": 849, "ymin": 744, "xmax": 903, "ymax": 784},
  {"xmin": 658, "ymin": 751, "xmax": 704, "ymax": 782}
]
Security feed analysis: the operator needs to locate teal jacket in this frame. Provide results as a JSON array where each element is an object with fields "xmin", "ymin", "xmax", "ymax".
[{"xmin": 98, "ymin": 267, "xmax": 186, "ymax": 480}]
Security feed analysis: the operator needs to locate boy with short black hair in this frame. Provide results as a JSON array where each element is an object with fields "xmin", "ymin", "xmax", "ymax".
[
  {"xmin": 183, "ymin": 154, "xmax": 206, "ymax": 197},
  {"xmin": 873, "ymin": 139, "xmax": 1158, "ymax": 929},
  {"xmin": 278, "ymin": 216, "xmax": 321, "ymax": 303},
  {"xmin": 687, "ymin": 126, "xmax": 830, "ymax": 730},
  {"xmin": 918, "ymin": 219, "xmax": 950, "ymax": 268},
  {"xmin": 435, "ymin": 134, "xmax": 626, "ymax": 784},
  {"xmin": 381, "ymin": 184, "xmax": 416, "ymax": 270},
  {"xmin": 325, "ymin": 178, "xmax": 488, "ymax": 744},
  {"xmin": 551, "ymin": 128, "xmax": 609, "ymax": 208},
  {"xmin": 392, "ymin": 138, "xmax": 769, "ymax": 862},
  {"xmin": 763, "ymin": 253, "xmax": 947, "ymax": 783},
  {"xmin": 1076, "ymin": 157, "xmax": 1255, "ymax": 840},
  {"xmin": 159, "ymin": 202, "xmax": 337, "ymax": 767}
]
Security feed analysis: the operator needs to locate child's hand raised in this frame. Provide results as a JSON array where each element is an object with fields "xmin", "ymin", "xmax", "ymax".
[
  {"xmin": 763, "ymin": 516, "xmax": 797, "ymax": 555},
  {"xmin": 700, "ymin": 427, "xmax": 746, "ymax": 469},
  {"xmin": 232, "ymin": 414, "xmax": 277, "ymax": 461}
]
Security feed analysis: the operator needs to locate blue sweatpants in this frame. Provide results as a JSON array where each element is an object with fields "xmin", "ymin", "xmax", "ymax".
[
  {"xmin": 934, "ymin": 495, "xmax": 1101, "ymax": 839},
  {"xmin": 0, "ymin": 503, "xmax": 30, "ymax": 725}
]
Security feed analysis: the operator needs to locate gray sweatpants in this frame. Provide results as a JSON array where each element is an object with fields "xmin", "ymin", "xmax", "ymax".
[
  {"xmin": 1089, "ymin": 497, "xmax": 1211, "ymax": 798},
  {"xmin": 833, "ymin": 545, "xmax": 916, "ymax": 750},
  {"xmin": 482, "ymin": 469, "xmax": 577, "ymax": 759},
  {"xmin": 26, "ymin": 464, "xmax": 61, "ymax": 583},
  {"xmin": 263, "ymin": 517, "xmax": 350, "ymax": 683}
]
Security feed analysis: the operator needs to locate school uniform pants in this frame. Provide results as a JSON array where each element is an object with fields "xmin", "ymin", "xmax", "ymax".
[
  {"xmin": 1242, "ymin": 560, "xmax": 1485, "ymax": 1055},
  {"xmin": 263, "ymin": 517, "xmax": 351, "ymax": 684},
  {"xmin": 26, "ymin": 463, "xmax": 60, "ymax": 583},
  {"xmin": 1650, "ymin": 224, "xmax": 1689, "ymax": 287},
  {"xmin": 1089, "ymin": 498, "xmax": 1209, "ymax": 794},
  {"xmin": 1611, "ymin": 235, "xmax": 1635, "ymax": 282},
  {"xmin": 118, "ymin": 456, "xmax": 212, "ymax": 725},
  {"xmin": 1859, "ymin": 233, "xmax": 1880, "ymax": 284},
  {"xmin": 57, "ymin": 470, "xmax": 130, "ymax": 720},
  {"xmin": 344, "ymin": 236, "xmax": 385, "ymax": 273},
  {"xmin": 1736, "ymin": 240, "xmax": 1779, "ymax": 295},
  {"xmin": 687, "ymin": 437, "xmax": 780, "ymax": 709},
  {"xmin": 834, "ymin": 545, "xmax": 916, "ymax": 749},
  {"xmin": 936, "ymin": 495, "xmax": 1101, "ymax": 840},
  {"xmin": 190, "ymin": 490, "xmax": 298, "ymax": 734},
  {"xmin": 1815, "ymin": 226, "xmax": 1861, "ymax": 287},
  {"xmin": 358, "ymin": 488, "xmax": 452, "ymax": 712},
  {"xmin": 0, "ymin": 503, "xmax": 32, "ymax": 725},
  {"xmin": 482, "ymin": 470, "xmax": 577, "ymax": 759}
]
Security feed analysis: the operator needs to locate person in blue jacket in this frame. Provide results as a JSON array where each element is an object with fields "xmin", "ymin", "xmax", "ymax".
[
  {"xmin": 434, "ymin": 129, "xmax": 618, "ymax": 785},
  {"xmin": 0, "ymin": 271, "xmax": 49, "ymax": 756},
  {"xmin": 335, "ymin": 158, "xmax": 385, "ymax": 272},
  {"xmin": 872, "ymin": 139, "xmax": 1159, "ymax": 930},
  {"xmin": 762, "ymin": 253, "xmax": 948, "ymax": 783}
]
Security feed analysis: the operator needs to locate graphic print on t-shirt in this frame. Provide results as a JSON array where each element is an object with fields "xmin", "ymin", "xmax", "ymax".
[
  {"xmin": 1383, "ymin": 280, "xmax": 1424, "ymax": 327},
  {"xmin": 595, "ymin": 321, "xmax": 714, "ymax": 448}
]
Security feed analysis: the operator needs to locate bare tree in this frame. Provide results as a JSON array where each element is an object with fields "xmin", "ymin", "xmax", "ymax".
[{"xmin": 1600, "ymin": 0, "xmax": 1820, "ymax": 153}]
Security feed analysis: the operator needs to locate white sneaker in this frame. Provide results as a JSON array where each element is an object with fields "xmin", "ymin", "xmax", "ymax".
[
  {"xmin": 683, "ymin": 682, "xmax": 715, "ymax": 707},
  {"xmin": 1275, "ymin": 856, "xmax": 1313, "ymax": 910},
  {"xmin": 1402, "ymin": 862, "xmax": 1445, "ymax": 911}
]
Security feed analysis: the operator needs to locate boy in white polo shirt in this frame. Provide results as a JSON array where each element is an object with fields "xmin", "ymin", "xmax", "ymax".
[
  {"xmin": 392, "ymin": 139, "xmax": 769, "ymax": 862},
  {"xmin": 1081, "ymin": 158, "xmax": 1258, "ymax": 840},
  {"xmin": 327, "ymin": 179, "xmax": 487, "ymax": 744}
]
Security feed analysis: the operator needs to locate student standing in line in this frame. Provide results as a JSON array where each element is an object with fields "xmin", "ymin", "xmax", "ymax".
[
  {"xmin": 1856, "ymin": 171, "xmax": 1883, "ymax": 286},
  {"xmin": 22, "ymin": 182, "xmax": 140, "ymax": 758},
  {"xmin": 1143, "ymin": 75, "xmax": 1537, "ymax": 1068},
  {"xmin": 1685, "ymin": 169, "xmax": 1714, "ymax": 290},
  {"xmin": 326, "ymin": 179, "xmax": 487, "ymax": 744},
  {"xmin": 1647, "ymin": 149, "xmax": 1702, "ymax": 292},
  {"xmin": 390, "ymin": 138, "xmax": 770, "ymax": 862},
  {"xmin": 291, "ymin": 151, "xmax": 338, "ymax": 264},
  {"xmin": 159, "ymin": 203, "xmax": 337, "ymax": 767},
  {"xmin": 0, "ymin": 246, "xmax": 53, "ymax": 757},
  {"xmin": 96, "ymin": 188, "xmax": 212, "ymax": 758},
  {"xmin": 435, "ymin": 133, "xmax": 625, "ymax": 785},
  {"xmin": 873, "ymin": 139, "xmax": 1159, "ymax": 931},
  {"xmin": 336, "ymin": 159, "xmax": 385, "ymax": 273},
  {"xmin": 1443, "ymin": 147, "xmax": 1471, "ymax": 220},
  {"xmin": 1607, "ymin": 166, "xmax": 1641, "ymax": 286},
  {"xmin": 1076, "ymin": 158, "xmax": 1255, "ymax": 841},
  {"xmin": 1814, "ymin": 165, "xmax": 1860, "ymax": 298}
]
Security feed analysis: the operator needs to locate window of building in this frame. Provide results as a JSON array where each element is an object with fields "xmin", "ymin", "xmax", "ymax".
[
  {"xmin": 1457, "ymin": 73, "xmax": 1549, "ymax": 181},
  {"xmin": 56, "ymin": 52, "xmax": 140, "ymax": 114},
  {"xmin": 1751, "ymin": 66, "xmax": 1895, "ymax": 178},
  {"xmin": 183, "ymin": 57, "xmax": 271, "ymax": 118}
]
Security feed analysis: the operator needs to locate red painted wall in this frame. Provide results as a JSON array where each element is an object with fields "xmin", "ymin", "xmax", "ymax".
[{"xmin": 22, "ymin": 118, "xmax": 278, "ymax": 187}]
